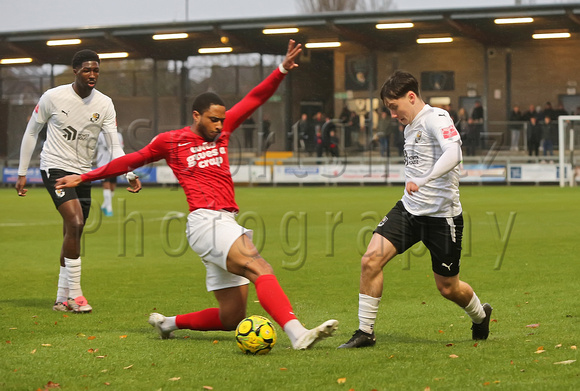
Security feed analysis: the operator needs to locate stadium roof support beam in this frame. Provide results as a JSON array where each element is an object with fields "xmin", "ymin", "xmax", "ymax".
[
  {"xmin": 0, "ymin": 40, "xmax": 31, "ymax": 59},
  {"xmin": 326, "ymin": 21, "xmax": 370, "ymax": 50},
  {"xmin": 444, "ymin": 16, "xmax": 508, "ymax": 47},
  {"xmin": 211, "ymin": 26, "xmax": 258, "ymax": 54},
  {"xmin": 566, "ymin": 9, "xmax": 580, "ymax": 26},
  {"xmin": 103, "ymin": 32, "xmax": 146, "ymax": 59}
]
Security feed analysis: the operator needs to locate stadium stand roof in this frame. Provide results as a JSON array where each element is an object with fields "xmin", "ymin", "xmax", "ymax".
[{"xmin": 1, "ymin": 3, "xmax": 580, "ymax": 64}]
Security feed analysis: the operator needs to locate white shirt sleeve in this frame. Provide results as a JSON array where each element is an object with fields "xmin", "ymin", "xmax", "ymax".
[
  {"xmin": 17, "ymin": 110, "xmax": 46, "ymax": 176},
  {"xmin": 409, "ymin": 141, "xmax": 462, "ymax": 187},
  {"xmin": 101, "ymin": 104, "xmax": 125, "ymax": 160}
]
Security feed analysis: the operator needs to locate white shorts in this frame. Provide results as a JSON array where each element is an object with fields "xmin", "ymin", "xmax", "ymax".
[{"xmin": 186, "ymin": 209, "xmax": 251, "ymax": 292}]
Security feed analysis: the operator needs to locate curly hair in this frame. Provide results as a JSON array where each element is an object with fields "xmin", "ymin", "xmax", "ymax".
[{"xmin": 71, "ymin": 49, "xmax": 100, "ymax": 69}]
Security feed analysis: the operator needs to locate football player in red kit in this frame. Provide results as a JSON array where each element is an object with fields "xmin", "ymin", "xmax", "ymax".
[{"xmin": 56, "ymin": 40, "xmax": 338, "ymax": 350}]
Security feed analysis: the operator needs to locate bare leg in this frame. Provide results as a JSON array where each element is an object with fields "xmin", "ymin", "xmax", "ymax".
[
  {"xmin": 433, "ymin": 273, "xmax": 474, "ymax": 307},
  {"xmin": 213, "ymin": 285, "xmax": 249, "ymax": 330},
  {"xmin": 360, "ymin": 233, "xmax": 398, "ymax": 298},
  {"xmin": 57, "ymin": 199, "xmax": 85, "ymax": 265}
]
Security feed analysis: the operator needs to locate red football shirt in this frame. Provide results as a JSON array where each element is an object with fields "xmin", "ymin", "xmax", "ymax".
[{"xmin": 81, "ymin": 67, "xmax": 286, "ymax": 212}]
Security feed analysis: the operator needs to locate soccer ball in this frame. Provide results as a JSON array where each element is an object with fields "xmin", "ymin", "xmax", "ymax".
[{"xmin": 235, "ymin": 315, "xmax": 277, "ymax": 355}]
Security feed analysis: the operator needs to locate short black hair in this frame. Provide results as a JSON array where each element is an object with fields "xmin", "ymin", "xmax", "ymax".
[
  {"xmin": 380, "ymin": 70, "xmax": 420, "ymax": 101},
  {"xmin": 72, "ymin": 49, "xmax": 100, "ymax": 69},
  {"xmin": 191, "ymin": 92, "xmax": 225, "ymax": 115}
]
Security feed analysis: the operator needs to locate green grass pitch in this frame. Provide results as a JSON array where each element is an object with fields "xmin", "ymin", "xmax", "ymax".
[{"xmin": 0, "ymin": 185, "xmax": 578, "ymax": 390}]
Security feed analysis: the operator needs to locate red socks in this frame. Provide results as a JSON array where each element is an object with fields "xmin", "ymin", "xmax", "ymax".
[
  {"xmin": 175, "ymin": 308, "xmax": 227, "ymax": 331},
  {"xmin": 255, "ymin": 274, "xmax": 297, "ymax": 328},
  {"xmin": 175, "ymin": 275, "xmax": 297, "ymax": 331}
]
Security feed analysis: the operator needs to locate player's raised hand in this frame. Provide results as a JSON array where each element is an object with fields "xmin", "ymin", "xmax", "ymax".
[
  {"xmin": 55, "ymin": 174, "xmax": 82, "ymax": 189},
  {"xmin": 127, "ymin": 177, "xmax": 142, "ymax": 193},
  {"xmin": 15, "ymin": 176, "xmax": 28, "ymax": 197},
  {"xmin": 281, "ymin": 39, "xmax": 302, "ymax": 72}
]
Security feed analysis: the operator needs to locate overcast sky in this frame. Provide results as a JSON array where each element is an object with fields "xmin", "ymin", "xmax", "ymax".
[{"xmin": 0, "ymin": 0, "xmax": 574, "ymax": 32}]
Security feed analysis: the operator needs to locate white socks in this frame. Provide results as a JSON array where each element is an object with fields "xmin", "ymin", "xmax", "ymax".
[
  {"xmin": 358, "ymin": 294, "xmax": 381, "ymax": 334},
  {"xmin": 463, "ymin": 292, "xmax": 486, "ymax": 324},
  {"xmin": 102, "ymin": 189, "xmax": 113, "ymax": 212},
  {"xmin": 283, "ymin": 319, "xmax": 308, "ymax": 346},
  {"xmin": 161, "ymin": 316, "xmax": 178, "ymax": 332},
  {"xmin": 56, "ymin": 266, "xmax": 69, "ymax": 303},
  {"xmin": 65, "ymin": 257, "xmax": 83, "ymax": 299}
]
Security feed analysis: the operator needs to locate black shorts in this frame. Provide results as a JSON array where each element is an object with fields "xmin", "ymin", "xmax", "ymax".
[
  {"xmin": 102, "ymin": 176, "xmax": 118, "ymax": 184},
  {"xmin": 41, "ymin": 169, "xmax": 92, "ymax": 221},
  {"xmin": 374, "ymin": 201, "xmax": 463, "ymax": 277}
]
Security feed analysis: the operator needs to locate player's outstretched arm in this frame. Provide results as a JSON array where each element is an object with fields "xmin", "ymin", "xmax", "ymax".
[
  {"xmin": 55, "ymin": 175, "xmax": 83, "ymax": 189},
  {"xmin": 281, "ymin": 39, "xmax": 302, "ymax": 72}
]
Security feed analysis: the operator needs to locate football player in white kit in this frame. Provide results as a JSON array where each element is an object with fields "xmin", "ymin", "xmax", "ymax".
[
  {"xmin": 339, "ymin": 71, "xmax": 492, "ymax": 348},
  {"xmin": 15, "ymin": 49, "xmax": 140, "ymax": 313},
  {"xmin": 96, "ymin": 131, "xmax": 124, "ymax": 217}
]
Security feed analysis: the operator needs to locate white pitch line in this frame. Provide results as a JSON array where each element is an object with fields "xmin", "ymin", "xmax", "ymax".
[{"xmin": 0, "ymin": 211, "xmax": 187, "ymax": 228}]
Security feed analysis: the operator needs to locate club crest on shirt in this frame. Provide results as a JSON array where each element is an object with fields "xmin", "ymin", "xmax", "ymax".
[
  {"xmin": 89, "ymin": 113, "xmax": 100, "ymax": 122},
  {"xmin": 55, "ymin": 189, "xmax": 65, "ymax": 198},
  {"xmin": 377, "ymin": 215, "xmax": 388, "ymax": 227},
  {"xmin": 414, "ymin": 131, "xmax": 422, "ymax": 143}
]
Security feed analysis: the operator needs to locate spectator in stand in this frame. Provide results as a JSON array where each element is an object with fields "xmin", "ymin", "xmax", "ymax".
[
  {"xmin": 322, "ymin": 115, "xmax": 336, "ymax": 155},
  {"xmin": 261, "ymin": 115, "xmax": 272, "ymax": 152},
  {"xmin": 339, "ymin": 105, "xmax": 352, "ymax": 148},
  {"xmin": 455, "ymin": 107, "xmax": 469, "ymax": 140},
  {"xmin": 242, "ymin": 116, "xmax": 255, "ymax": 149},
  {"xmin": 509, "ymin": 105, "xmax": 524, "ymax": 151},
  {"xmin": 315, "ymin": 128, "xmax": 324, "ymax": 158},
  {"xmin": 376, "ymin": 110, "xmax": 391, "ymax": 157},
  {"xmin": 470, "ymin": 101, "xmax": 484, "ymax": 149},
  {"xmin": 312, "ymin": 112, "xmax": 325, "ymax": 137},
  {"xmin": 542, "ymin": 102, "xmax": 555, "ymax": 120},
  {"xmin": 346, "ymin": 111, "xmax": 360, "ymax": 149},
  {"xmin": 328, "ymin": 129, "xmax": 339, "ymax": 158},
  {"xmin": 464, "ymin": 118, "xmax": 478, "ymax": 156},
  {"xmin": 527, "ymin": 116, "xmax": 542, "ymax": 157},
  {"xmin": 445, "ymin": 104, "xmax": 458, "ymax": 125},
  {"xmin": 522, "ymin": 104, "xmax": 538, "ymax": 122},
  {"xmin": 393, "ymin": 123, "xmax": 405, "ymax": 157},
  {"xmin": 554, "ymin": 103, "xmax": 568, "ymax": 118},
  {"xmin": 298, "ymin": 113, "xmax": 315, "ymax": 155},
  {"xmin": 540, "ymin": 115, "xmax": 556, "ymax": 157}
]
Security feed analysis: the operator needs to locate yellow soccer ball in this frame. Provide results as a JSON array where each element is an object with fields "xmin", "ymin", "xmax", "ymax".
[{"xmin": 235, "ymin": 315, "xmax": 277, "ymax": 355}]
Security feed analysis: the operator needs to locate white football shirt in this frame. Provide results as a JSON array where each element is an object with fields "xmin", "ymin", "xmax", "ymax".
[
  {"xmin": 401, "ymin": 104, "xmax": 463, "ymax": 217},
  {"xmin": 18, "ymin": 84, "xmax": 123, "ymax": 175}
]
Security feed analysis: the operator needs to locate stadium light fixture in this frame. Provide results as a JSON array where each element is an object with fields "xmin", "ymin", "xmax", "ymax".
[
  {"xmin": 305, "ymin": 42, "xmax": 341, "ymax": 49},
  {"xmin": 416, "ymin": 37, "xmax": 453, "ymax": 44},
  {"xmin": 263, "ymin": 27, "xmax": 299, "ymax": 35},
  {"xmin": 532, "ymin": 32, "xmax": 571, "ymax": 39},
  {"xmin": 98, "ymin": 52, "xmax": 129, "ymax": 59},
  {"xmin": 376, "ymin": 22, "xmax": 414, "ymax": 30},
  {"xmin": 198, "ymin": 47, "xmax": 233, "ymax": 54},
  {"xmin": 46, "ymin": 38, "xmax": 82, "ymax": 46},
  {"xmin": 1, "ymin": 57, "xmax": 33, "ymax": 65},
  {"xmin": 494, "ymin": 17, "xmax": 534, "ymax": 24},
  {"xmin": 152, "ymin": 33, "xmax": 189, "ymax": 40}
]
